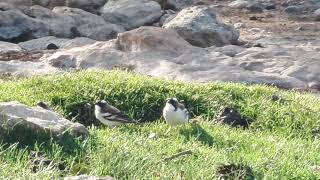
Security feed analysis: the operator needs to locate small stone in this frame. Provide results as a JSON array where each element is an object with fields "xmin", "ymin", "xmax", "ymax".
[
  {"xmin": 249, "ymin": 16, "xmax": 258, "ymax": 20},
  {"xmin": 46, "ymin": 43, "xmax": 59, "ymax": 50},
  {"xmin": 308, "ymin": 82, "xmax": 320, "ymax": 91},
  {"xmin": 148, "ymin": 132, "xmax": 156, "ymax": 139},
  {"xmin": 234, "ymin": 23, "xmax": 245, "ymax": 29},
  {"xmin": 265, "ymin": 4, "xmax": 276, "ymax": 10}
]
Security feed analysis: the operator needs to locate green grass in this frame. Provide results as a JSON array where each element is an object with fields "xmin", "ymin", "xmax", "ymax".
[{"xmin": 0, "ymin": 70, "xmax": 320, "ymax": 179}]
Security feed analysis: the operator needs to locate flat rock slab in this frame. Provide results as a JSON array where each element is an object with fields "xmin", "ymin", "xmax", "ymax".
[{"xmin": 0, "ymin": 101, "xmax": 88, "ymax": 142}]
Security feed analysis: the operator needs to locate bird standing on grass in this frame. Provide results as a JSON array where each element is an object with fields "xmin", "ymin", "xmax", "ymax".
[
  {"xmin": 95, "ymin": 100, "xmax": 138, "ymax": 128},
  {"xmin": 163, "ymin": 98, "xmax": 189, "ymax": 127}
]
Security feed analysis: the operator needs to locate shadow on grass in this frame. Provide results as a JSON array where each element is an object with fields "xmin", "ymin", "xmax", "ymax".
[
  {"xmin": 0, "ymin": 123, "xmax": 93, "ymax": 157},
  {"xmin": 179, "ymin": 123, "xmax": 214, "ymax": 147}
]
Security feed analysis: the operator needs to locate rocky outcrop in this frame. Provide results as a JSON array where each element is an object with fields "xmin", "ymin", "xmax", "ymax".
[
  {"xmin": 0, "ymin": 5, "xmax": 49, "ymax": 42},
  {"xmin": 20, "ymin": 5, "xmax": 75, "ymax": 38},
  {"xmin": 100, "ymin": 0, "xmax": 162, "ymax": 30},
  {"xmin": 0, "ymin": 0, "xmax": 106, "ymax": 14},
  {"xmin": 53, "ymin": 7, "xmax": 125, "ymax": 40},
  {"xmin": 37, "ymin": 26, "xmax": 319, "ymax": 90},
  {"xmin": 163, "ymin": 6, "xmax": 239, "ymax": 47},
  {"xmin": 0, "ymin": 101, "xmax": 89, "ymax": 142}
]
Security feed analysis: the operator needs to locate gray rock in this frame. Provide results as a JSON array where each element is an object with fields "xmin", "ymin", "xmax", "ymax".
[
  {"xmin": 284, "ymin": 5, "xmax": 304, "ymax": 14},
  {"xmin": 163, "ymin": 6, "xmax": 239, "ymax": 47},
  {"xmin": 53, "ymin": 7, "xmax": 125, "ymax": 40},
  {"xmin": 228, "ymin": 0, "xmax": 251, "ymax": 9},
  {"xmin": 0, "ymin": 41, "xmax": 22, "ymax": 53},
  {"xmin": 156, "ymin": 0, "xmax": 200, "ymax": 10},
  {"xmin": 228, "ymin": 0, "xmax": 264, "ymax": 12},
  {"xmin": 0, "ymin": 101, "xmax": 89, "ymax": 141},
  {"xmin": 19, "ymin": 36, "xmax": 96, "ymax": 51},
  {"xmin": 20, "ymin": 5, "xmax": 75, "ymax": 38},
  {"xmin": 2, "ymin": 27, "xmax": 320, "ymax": 91},
  {"xmin": 116, "ymin": 26, "xmax": 190, "ymax": 54},
  {"xmin": 314, "ymin": 8, "xmax": 320, "ymax": 21},
  {"xmin": 42, "ymin": 27, "xmax": 319, "ymax": 90},
  {"xmin": 159, "ymin": 10, "xmax": 176, "ymax": 27},
  {"xmin": 0, "ymin": 0, "xmax": 32, "ymax": 6},
  {"xmin": 65, "ymin": 0, "xmax": 107, "ymax": 13},
  {"xmin": 100, "ymin": 0, "xmax": 162, "ymax": 30},
  {"xmin": 0, "ymin": 7, "xmax": 49, "ymax": 42}
]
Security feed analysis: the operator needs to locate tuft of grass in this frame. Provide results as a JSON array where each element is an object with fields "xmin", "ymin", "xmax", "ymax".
[{"xmin": 0, "ymin": 70, "xmax": 320, "ymax": 179}]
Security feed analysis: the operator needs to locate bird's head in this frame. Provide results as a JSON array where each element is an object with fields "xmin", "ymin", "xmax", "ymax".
[
  {"xmin": 95, "ymin": 100, "xmax": 108, "ymax": 109},
  {"xmin": 166, "ymin": 97, "xmax": 179, "ymax": 110}
]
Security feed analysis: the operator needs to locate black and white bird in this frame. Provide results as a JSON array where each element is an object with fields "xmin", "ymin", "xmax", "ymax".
[
  {"xmin": 94, "ymin": 100, "xmax": 138, "ymax": 128},
  {"xmin": 163, "ymin": 98, "xmax": 189, "ymax": 127}
]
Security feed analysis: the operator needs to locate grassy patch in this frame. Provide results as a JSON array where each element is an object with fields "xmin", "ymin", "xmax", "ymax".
[{"xmin": 0, "ymin": 70, "xmax": 319, "ymax": 179}]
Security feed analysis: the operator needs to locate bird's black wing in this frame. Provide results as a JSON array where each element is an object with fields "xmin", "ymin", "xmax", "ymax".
[{"xmin": 102, "ymin": 105, "xmax": 137, "ymax": 123}]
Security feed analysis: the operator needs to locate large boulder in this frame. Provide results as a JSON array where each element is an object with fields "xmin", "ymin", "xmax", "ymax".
[
  {"xmin": 0, "ymin": 6, "xmax": 49, "ymax": 42},
  {"xmin": 115, "ymin": 26, "xmax": 191, "ymax": 54},
  {"xmin": 53, "ymin": 7, "xmax": 125, "ymax": 40},
  {"xmin": 100, "ymin": 0, "xmax": 162, "ymax": 30},
  {"xmin": 66, "ymin": 0, "xmax": 107, "ymax": 14},
  {"xmin": 163, "ymin": 6, "xmax": 239, "ymax": 47},
  {"xmin": 0, "ymin": 0, "xmax": 32, "ymax": 6},
  {"xmin": 0, "ymin": 101, "xmax": 89, "ymax": 142},
  {"xmin": 20, "ymin": 5, "xmax": 75, "ymax": 38},
  {"xmin": 40, "ymin": 27, "xmax": 320, "ymax": 90}
]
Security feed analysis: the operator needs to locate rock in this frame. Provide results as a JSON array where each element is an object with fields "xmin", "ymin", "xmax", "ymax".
[
  {"xmin": 64, "ymin": 175, "xmax": 115, "ymax": 180},
  {"xmin": 46, "ymin": 43, "xmax": 59, "ymax": 50},
  {"xmin": 19, "ymin": 36, "xmax": 96, "ymax": 51},
  {"xmin": 20, "ymin": 5, "xmax": 75, "ymax": 38},
  {"xmin": 31, "ymin": 0, "xmax": 66, "ymax": 9},
  {"xmin": 246, "ymin": 3, "xmax": 264, "ymax": 13},
  {"xmin": 4, "ymin": 28, "xmax": 320, "ymax": 91},
  {"xmin": 47, "ymin": 53, "xmax": 77, "ymax": 69},
  {"xmin": 265, "ymin": 3, "xmax": 276, "ymax": 10},
  {"xmin": 308, "ymin": 82, "xmax": 320, "ymax": 91},
  {"xmin": 234, "ymin": 23, "xmax": 246, "ymax": 29},
  {"xmin": 53, "ymin": 7, "xmax": 124, "ymax": 40},
  {"xmin": 0, "ymin": 0, "xmax": 32, "ymax": 6},
  {"xmin": 159, "ymin": 10, "xmax": 176, "ymax": 27},
  {"xmin": 0, "ymin": 101, "xmax": 89, "ymax": 142},
  {"xmin": 314, "ymin": 8, "xmax": 320, "ymax": 21},
  {"xmin": 100, "ymin": 0, "xmax": 162, "ymax": 30},
  {"xmin": 284, "ymin": 5, "xmax": 304, "ymax": 14},
  {"xmin": 163, "ymin": 6, "xmax": 239, "ymax": 47},
  {"xmin": 211, "ymin": 45, "xmax": 245, "ymax": 57},
  {"xmin": 0, "ymin": 41, "xmax": 22, "ymax": 53},
  {"xmin": 0, "ymin": 7, "xmax": 49, "ymax": 42},
  {"xmin": 116, "ymin": 26, "xmax": 191, "ymax": 53},
  {"xmin": 228, "ymin": 0, "xmax": 251, "ymax": 9},
  {"xmin": 66, "ymin": 0, "xmax": 107, "ymax": 14}
]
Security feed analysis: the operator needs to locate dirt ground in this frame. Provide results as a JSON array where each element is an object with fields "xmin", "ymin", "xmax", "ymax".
[{"xmin": 202, "ymin": 0, "xmax": 320, "ymax": 42}]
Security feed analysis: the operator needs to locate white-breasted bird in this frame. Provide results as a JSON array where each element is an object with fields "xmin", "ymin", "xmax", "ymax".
[
  {"xmin": 95, "ymin": 100, "xmax": 138, "ymax": 128},
  {"xmin": 163, "ymin": 98, "xmax": 189, "ymax": 127}
]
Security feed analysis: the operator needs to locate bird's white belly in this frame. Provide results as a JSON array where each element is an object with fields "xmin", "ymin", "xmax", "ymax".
[{"xmin": 163, "ymin": 105, "xmax": 188, "ymax": 127}]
